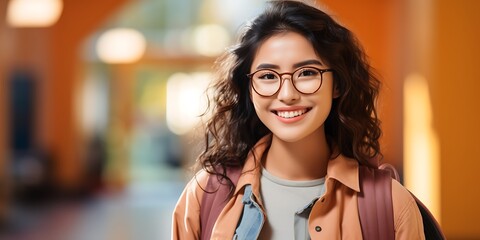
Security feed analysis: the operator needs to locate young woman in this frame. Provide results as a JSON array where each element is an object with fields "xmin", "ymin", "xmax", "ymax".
[{"xmin": 172, "ymin": 1, "xmax": 425, "ymax": 239}]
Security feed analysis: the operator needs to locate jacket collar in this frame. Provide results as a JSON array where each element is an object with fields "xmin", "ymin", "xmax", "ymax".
[
  {"xmin": 234, "ymin": 134, "xmax": 361, "ymax": 201},
  {"xmin": 234, "ymin": 135, "xmax": 271, "ymax": 200},
  {"xmin": 326, "ymin": 154, "xmax": 360, "ymax": 192}
]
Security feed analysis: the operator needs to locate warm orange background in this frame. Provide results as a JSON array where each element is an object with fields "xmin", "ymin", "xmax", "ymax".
[
  {"xmin": 1, "ymin": 0, "xmax": 480, "ymax": 239},
  {"xmin": 322, "ymin": 1, "xmax": 480, "ymax": 238}
]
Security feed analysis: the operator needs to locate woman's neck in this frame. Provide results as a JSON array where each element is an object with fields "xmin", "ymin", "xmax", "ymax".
[{"xmin": 263, "ymin": 130, "xmax": 330, "ymax": 181}]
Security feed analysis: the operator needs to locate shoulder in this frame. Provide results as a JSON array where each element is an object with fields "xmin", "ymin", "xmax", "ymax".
[
  {"xmin": 391, "ymin": 179, "xmax": 416, "ymax": 210},
  {"xmin": 391, "ymin": 180, "xmax": 425, "ymax": 239},
  {"xmin": 173, "ymin": 169, "xmax": 210, "ymax": 215},
  {"xmin": 172, "ymin": 169, "xmax": 211, "ymax": 239},
  {"xmin": 183, "ymin": 170, "xmax": 210, "ymax": 205}
]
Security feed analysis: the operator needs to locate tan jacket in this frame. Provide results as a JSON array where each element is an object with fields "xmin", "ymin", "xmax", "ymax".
[{"xmin": 172, "ymin": 136, "xmax": 425, "ymax": 239}]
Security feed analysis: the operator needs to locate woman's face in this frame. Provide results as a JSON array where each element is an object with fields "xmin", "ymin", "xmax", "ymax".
[{"xmin": 250, "ymin": 31, "xmax": 337, "ymax": 142}]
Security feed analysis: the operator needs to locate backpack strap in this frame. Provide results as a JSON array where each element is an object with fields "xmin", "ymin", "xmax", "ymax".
[
  {"xmin": 379, "ymin": 163, "xmax": 400, "ymax": 181},
  {"xmin": 358, "ymin": 166, "xmax": 395, "ymax": 240},
  {"xmin": 358, "ymin": 165, "xmax": 446, "ymax": 240},
  {"xmin": 200, "ymin": 167, "xmax": 242, "ymax": 240},
  {"xmin": 382, "ymin": 163, "xmax": 445, "ymax": 239}
]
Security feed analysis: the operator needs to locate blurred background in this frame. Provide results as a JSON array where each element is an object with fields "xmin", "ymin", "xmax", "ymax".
[{"xmin": 0, "ymin": 0, "xmax": 479, "ymax": 239}]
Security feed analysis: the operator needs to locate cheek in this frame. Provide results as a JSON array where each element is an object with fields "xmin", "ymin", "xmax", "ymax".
[
  {"xmin": 250, "ymin": 94, "xmax": 272, "ymax": 123},
  {"xmin": 251, "ymin": 94, "xmax": 262, "ymax": 113},
  {"xmin": 246, "ymin": 86, "xmax": 259, "ymax": 113}
]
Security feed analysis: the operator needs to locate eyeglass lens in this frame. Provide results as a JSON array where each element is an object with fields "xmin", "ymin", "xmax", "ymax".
[{"xmin": 251, "ymin": 67, "xmax": 326, "ymax": 96}]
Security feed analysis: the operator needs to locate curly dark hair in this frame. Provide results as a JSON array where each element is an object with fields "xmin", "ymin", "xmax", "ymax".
[{"xmin": 197, "ymin": 0, "xmax": 382, "ymax": 192}]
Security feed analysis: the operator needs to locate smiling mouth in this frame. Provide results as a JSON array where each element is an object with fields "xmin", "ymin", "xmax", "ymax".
[{"xmin": 273, "ymin": 108, "xmax": 312, "ymax": 119}]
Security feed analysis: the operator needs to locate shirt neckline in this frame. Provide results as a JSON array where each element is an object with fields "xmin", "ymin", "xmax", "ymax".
[{"xmin": 261, "ymin": 167, "xmax": 326, "ymax": 188}]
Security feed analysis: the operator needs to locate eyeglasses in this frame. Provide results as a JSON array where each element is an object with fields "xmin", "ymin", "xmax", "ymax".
[{"xmin": 247, "ymin": 67, "xmax": 333, "ymax": 97}]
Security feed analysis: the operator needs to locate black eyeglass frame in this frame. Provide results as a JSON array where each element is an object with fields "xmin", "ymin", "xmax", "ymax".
[{"xmin": 246, "ymin": 67, "xmax": 333, "ymax": 97}]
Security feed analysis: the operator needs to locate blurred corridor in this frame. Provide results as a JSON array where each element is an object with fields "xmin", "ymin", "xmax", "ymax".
[
  {"xmin": 1, "ymin": 0, "xmax": 480, "ymax": 239},
  {"xmin": 0, "ymin": 180, "xmax": 185, "ymax": 239}
]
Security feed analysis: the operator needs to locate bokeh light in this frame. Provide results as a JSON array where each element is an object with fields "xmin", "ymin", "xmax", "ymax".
[
  {"xmin": 96, "ymin": 28, "xmax": 147, "ymax": 64},
  {"xmin": 7, "ymin": 0, "xmax": 63, "ymax": 27}
]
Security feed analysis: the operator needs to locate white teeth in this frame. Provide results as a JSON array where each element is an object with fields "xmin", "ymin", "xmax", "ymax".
[{"xmin": 277, "ymin": 109, "xmax": 307, "ymax": 118}]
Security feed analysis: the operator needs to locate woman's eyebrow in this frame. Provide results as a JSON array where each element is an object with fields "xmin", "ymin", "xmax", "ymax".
[
  {"xmin": 292, "ymin": 59, "xmax": 323, "ymax": 68},
  {"xmin": 255, "ymin": 59, "xmax": 323, "ymax": 70},
  {"xmin": 256, "ymin": 63, "xmax": 280, "ymax": 70}
]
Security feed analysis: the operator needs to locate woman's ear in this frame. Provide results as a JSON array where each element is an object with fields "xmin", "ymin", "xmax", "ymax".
[{"xmin": 333, "ymin": 81, "xmax": 340, "ymax": 99}]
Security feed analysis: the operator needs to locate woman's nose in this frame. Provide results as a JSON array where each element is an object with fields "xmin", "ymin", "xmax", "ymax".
[{"xmin": 277, "ymin": 78, "xmax": 300, "ymax": 103}]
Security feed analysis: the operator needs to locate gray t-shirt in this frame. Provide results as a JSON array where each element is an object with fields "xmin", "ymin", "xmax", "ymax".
[{"xmin": 259, "ymin": 168, "xmax": 326, "ymax": 240}]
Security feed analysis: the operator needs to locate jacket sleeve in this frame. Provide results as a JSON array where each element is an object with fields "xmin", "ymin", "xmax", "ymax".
[
  {"xmin": 391, "ymin": 180, "xmax": 426, "ymax": 240},
  {"xmin": 171, "ymin": 170, "xmax": 209, "ymax": 240}
]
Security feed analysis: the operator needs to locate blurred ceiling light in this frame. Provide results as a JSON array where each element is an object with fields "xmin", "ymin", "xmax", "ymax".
[
  {"xmin": 96, "ymin": 28, "xmax": 147, "ymax": 64},
  {"xmin": 166, "ymin": 72, "xmax": 211, "ymax": 135},
  {"xmin": 7, "ymin": 0, "xmax": 63, "ymax": 27},
  {"xmin": 193, "ymin": 24, "xmax": 230, "ymax": 57}
]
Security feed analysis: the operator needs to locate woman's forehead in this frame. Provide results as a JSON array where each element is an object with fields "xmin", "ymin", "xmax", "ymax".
[{"xmin": 251, "ymin": 32, "xmax": 326, "ymax": 71}]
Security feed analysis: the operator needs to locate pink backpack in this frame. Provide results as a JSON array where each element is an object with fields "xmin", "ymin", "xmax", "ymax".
[{"xmin": 200, "ymin": 165, "xmax": 445, "ymax": 240}]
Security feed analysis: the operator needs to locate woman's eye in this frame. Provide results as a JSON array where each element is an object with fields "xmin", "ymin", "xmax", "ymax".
[
  {"xmin": 259, "ymin": 73, "xmax": 277, "ymax": 79},
  {"xmin": 300, "ymin": 70, "xmax": 318, "ymax": 77}
]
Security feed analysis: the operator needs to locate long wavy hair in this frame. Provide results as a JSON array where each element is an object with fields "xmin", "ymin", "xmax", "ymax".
[{"xmin": 197, "ymin": 0, "xmax": 382, "ymax": 191}]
